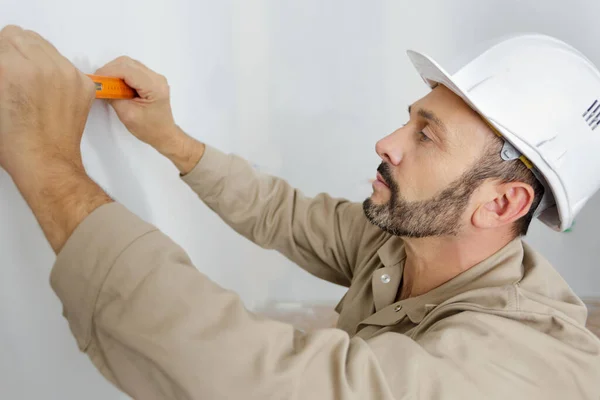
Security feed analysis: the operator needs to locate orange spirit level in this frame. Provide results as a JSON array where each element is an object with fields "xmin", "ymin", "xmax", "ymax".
[{"xmin": 87, "ymin": 74, "xmax": 137, "ymax": 99}]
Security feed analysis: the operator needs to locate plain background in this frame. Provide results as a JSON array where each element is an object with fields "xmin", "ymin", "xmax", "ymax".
[{"xmin": 1, "ymin": 1, "xmax": 599, "ymax": 398}]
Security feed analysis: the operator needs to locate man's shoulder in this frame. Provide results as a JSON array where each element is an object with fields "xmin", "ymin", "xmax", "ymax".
[
  {"xmin": 517, "ymin": 240, "xmax": 590, "ymax": 325},
  {"xmin": 413, "ymin": 308, "xmax": 600, "ymax": 400},
  {"xmin": 418, "ymin": 239, "xmax": 599, "ymax": 359}
]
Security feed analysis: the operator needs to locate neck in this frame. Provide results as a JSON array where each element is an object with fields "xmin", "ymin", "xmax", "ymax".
[{"xmin": 399, "ymin": 229, "xmax": 515, "ymax": 300}]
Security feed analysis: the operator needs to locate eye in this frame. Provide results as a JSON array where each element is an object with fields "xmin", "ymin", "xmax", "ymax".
[{"xmin": 417, "ymin": 131, "xmax": 431, "ymax": 142}]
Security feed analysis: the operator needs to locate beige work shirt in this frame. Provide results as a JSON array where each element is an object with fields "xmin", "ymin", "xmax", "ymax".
[{"xmin": 50, "ymin": 145, "xmax": 600, "ymax": 399}]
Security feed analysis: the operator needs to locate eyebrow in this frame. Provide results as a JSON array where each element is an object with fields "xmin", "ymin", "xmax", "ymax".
[{"xmin": 408, "ymin": 105, "xmax": 449, "ymax": 136}]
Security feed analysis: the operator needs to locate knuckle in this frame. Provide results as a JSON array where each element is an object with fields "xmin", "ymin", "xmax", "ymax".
[
  {"xmin": 132, "ymin": 58, "xmax": 147, "ymax": 68},
  {"xmin": 156, "ymin": 74, "xmax": 169, "ymax": 88},
  {"xmin": 159, "ymin": 83, "xmax": 170, "ymax": 98},
  {"xmin": 24, "ymin": 29, "xmax": 41, "ymax": 40},
  {"xmin": 116, "ymin": 55, "xmax": 132, "ymax": 64},
  {"xmin": 157, "ymin": 75, "xmax": 169, "ymax": 89},
  {"xmin": 1, "ymin": 25, "xmax": 23, "ymax": 37}
]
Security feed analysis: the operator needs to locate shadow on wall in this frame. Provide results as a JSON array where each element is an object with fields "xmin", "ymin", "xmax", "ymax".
[{"xmin": 83, "ymin": 101, "xmax": 153, "ymax": 221}]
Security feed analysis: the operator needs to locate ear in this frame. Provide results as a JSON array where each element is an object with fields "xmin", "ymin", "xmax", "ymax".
[{"xmin": 472, "ymin": 182, "xmax": 535, "ymax": 230}]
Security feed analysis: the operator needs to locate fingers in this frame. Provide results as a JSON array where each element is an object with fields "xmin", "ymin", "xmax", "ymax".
[{"xmin": 95, "ymin": 56, "xmax": 162, "ymax": 93}]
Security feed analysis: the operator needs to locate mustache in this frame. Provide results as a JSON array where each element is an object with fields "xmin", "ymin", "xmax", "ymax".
[{"xmin": 377, "ymin": 162, "xmax": 395, "ymax": 188}]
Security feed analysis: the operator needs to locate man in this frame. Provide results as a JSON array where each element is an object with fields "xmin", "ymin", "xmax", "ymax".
[{"xmin": 0, "ymin": 24, "xmax": 599, "ymax": 399}]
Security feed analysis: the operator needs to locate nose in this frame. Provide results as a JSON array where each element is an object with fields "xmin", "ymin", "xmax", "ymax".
[{"xmin": 376, "ymin": 128, "xmax": 406, "ymax": 166}]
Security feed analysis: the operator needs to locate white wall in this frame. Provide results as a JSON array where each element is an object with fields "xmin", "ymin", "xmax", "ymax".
[{"xmin": 1, "ymin": 0, "xmax": 599, "ymax": 398}]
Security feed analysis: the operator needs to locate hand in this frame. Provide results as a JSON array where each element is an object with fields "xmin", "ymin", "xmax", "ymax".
[
  {"xmin": 96, "ymin": 56, "xmax": 206, "ymax": 174},
  {"xmin": 95, "ymin": 56, "xmax": 179, "ymax": 149},
  {"xmin": 0, "ymin": 25, "xmax": 112, "ymax": 253},
  {"xmin": 0, "ymin": 25, "xmax": 96, "ymax": 181}
]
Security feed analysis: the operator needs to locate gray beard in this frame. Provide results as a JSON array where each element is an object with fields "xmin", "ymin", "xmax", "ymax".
[{"xmin": 362, "ymin": 164, "xmax": 482, "ymax": 238}]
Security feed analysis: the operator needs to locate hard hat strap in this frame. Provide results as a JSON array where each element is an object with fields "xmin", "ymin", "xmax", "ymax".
[{"xmin": 488, "ymin": 123, "xmax": 534, "ymax": 169}]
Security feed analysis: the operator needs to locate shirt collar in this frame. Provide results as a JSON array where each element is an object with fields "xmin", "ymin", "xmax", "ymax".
[{"xmin": 377, "ymin": 236, "xmax": 525, "ymax": 324}]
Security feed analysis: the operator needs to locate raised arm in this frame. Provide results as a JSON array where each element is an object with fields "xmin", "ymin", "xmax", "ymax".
[
  {"xmin": 4, "ymin": 26, "xmax": 570, "ymax": 400},
  {"xmin": 94, "ymin": 56, "xmax": 382, "ymax": 286},
  {"xmin": 0, "ymin": 25, "xmax": 439, "ymax": 400}
]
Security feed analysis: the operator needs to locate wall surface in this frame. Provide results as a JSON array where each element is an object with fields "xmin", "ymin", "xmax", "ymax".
[{"xmin": 1, "ymin": 0, "xmax": 600, "ymax": 398}]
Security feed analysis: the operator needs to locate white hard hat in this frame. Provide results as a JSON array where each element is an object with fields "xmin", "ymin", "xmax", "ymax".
[{"xmin": 407, "ymin": 33, "xmax": 600, "ymax": 232}]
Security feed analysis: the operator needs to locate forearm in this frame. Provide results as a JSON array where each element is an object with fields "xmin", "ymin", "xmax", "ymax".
[
  {"xmin": 152, "ymin": 125, "xmax": 206, "ymax": 175},
  {"xmin": 152, "ymin": 125, "xmax": 362, "ymax": 286},
  {"xmin": 13, "ymin": 158, "xmax": 113, "ymax": 254},
  {"xmin": 180, "ymin": 145, "xmax": 363, "ymax": 286},
  {"xmin": 12, "ymin": 124, "xmax": 199, "ymax": 254}
]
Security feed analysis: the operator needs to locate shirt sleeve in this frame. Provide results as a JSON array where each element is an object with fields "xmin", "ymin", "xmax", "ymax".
[
  {"xmin": 179, "ymin": 145, "xmax": 382, "ymax": 287},
  {"xmin": 47, "ymin": 202, "xmax": 466, "ymax": 400},
  {"xmin": 50, "ymin": 202, "xmax": 398, "ymax": 399},
  {"xmin": 52, "ymin": 202, "xmax": 596, "ymax": 399}
]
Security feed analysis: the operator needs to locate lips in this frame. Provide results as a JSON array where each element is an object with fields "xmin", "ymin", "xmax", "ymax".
[{"xmin": 376, "ymin": 172, "xmax": 389, "ymax": 188}]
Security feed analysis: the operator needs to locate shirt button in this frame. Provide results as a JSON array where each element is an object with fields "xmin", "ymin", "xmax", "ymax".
[
  {"xmin": 394, "ymin": 305, "xmax": 403, "ymax": 312},
  {"xmin": 380, "ymin": 274, "xmax": 391, "ymax": 284}
]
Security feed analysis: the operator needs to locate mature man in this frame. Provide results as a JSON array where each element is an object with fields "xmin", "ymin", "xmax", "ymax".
[{"xmin": 1, "ymin": 25, "xmax": 599, "ymax": 399}]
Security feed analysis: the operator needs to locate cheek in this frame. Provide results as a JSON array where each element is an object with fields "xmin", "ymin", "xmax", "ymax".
[{"xmin": 394, "ymin": 156, "xmax": 459, "ymax": 201}]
